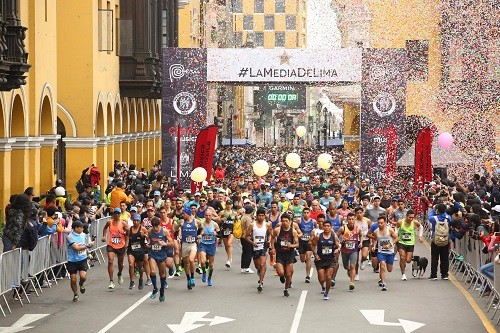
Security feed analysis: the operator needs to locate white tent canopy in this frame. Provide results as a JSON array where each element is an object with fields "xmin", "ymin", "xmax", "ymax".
[{"xmin": 397, "ymin": 137, "xmax": 470, "ymax": 167}]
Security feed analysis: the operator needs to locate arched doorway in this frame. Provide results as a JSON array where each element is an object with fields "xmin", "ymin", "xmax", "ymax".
[
  {"xmin": 106, "ymin": 103, "xmax": 114, "ymax": 170},
  {"xmin": 40, "ymin": 96, "xmax": 54, "ymax": 192},
  {"xmin": 114, "ymin": 101, "xmax": 121, "ymax": 163},
  {"xmin": 56, "ymin": 117, "xmax": 67, "ymax": 185},
  {"xmin": 96, "ymin": 103, "xmax": 106, "ymax": 179},
  {"xmin": 10, "ymin": 95, "xmax": 26, "ymax": 193}
]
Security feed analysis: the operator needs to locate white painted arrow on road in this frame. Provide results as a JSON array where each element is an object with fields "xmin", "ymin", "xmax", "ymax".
[
  {"xmin": 0, "ymin": 314, "xmax": 49, "ymax": 333},
  {"xmin": 360, "ymin": 310, "xmax": 425, "ymax": 333},
  {"xmin": 167, "ymin": 311, "xmax": 235, "ymax": 333}
]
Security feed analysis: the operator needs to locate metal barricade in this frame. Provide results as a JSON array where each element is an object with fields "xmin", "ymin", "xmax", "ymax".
[
  {"xmin": 88, "ymin": 216, "xmax": 111, "ymax": 264},
  {"xmin": 0, "ymin": 248, "xmax": 24, "ymax": 316},
  {"xmin": 28, "ymin": 235, "xmax": 51, "ymax": 293},
  {"xmin": 47, "ymin": 234, "xmax": 69, "ymax": 285}
]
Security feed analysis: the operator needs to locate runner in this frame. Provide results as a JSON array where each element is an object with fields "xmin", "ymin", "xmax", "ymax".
[
  {"xmin": 396, "ymin": 209, "xmax": 423, "ymax": 280},
  {"xmin": 337, "ymin": 213, "xmax": 361, "ymax": 290},
  {"xmin": 372, "ymin": 215, "xmax": 399, "ymax": 291},
  {"xmin": 127, "ymin": 214, "xmax": 148, "ymax": 290},
  {"xmin": 310, "ymin": 219, "xmax": 340, "ymax": 300},
  {"xmin": 66, "ymin": 221, "xmax": 94, "ymax": 302},
  {"xmin": 219, "ymin": 199, "xmax": 237, "ymax": 268},
  {"xmin": 267, "ymin": 201, "xmax": 281, "ymax": 268},
  {"xmin": 246, "ymin": 207, "xmax": 272, "ymax": 293},
  {"xmin": 270, "ymin": 213, "xmax": 299, "ymax": 297},
  {"xmin": 288, "ymin": 195, "xmax": 304, "ymax": 220},
  {"xmin": 354, "ymin": 206, "xmax": 372, "ymax": 274},
  {"xmin": 198, "ymin": 209, "xmax": 220, "ymax": 286},
  {"xmin": 179, "ymin": 207, "xmax": 200, "ymax": 290},
  {"xmin": 102, "ymin": 207, "xmax": 129, "ymax": 289},
  {"xmin": 147, "ymin": 217, "xmax": 174, "ymax": 302},
  {"xmin": 297, "ymin": 207, "xmax": 316, "ymax": 283},
  {"xmin": 169, "ymin": 199, "xmax": 185, "ymax": 277}
]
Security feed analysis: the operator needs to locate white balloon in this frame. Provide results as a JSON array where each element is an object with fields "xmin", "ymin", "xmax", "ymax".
[
  {"xmin": 253, "ymin": 159, "xmax": 269, "ymax": 176},
  {"xmin": 295, "ymin": 126, "xmax": 307, "ymax": 138},
  {"xmin": 286, "ymin": 153, "xmax": 301, "ymax": 168},
  {"xmin": 190, "ymin": 167, "xmax": 207, "ymax": 182},
  {"xmin": 317, "ymin": 153, "xmax": 333, "ymax": 170},
  {"xmin": 202, "ymin": 180, "xmax": 208, "ymax": 186}
]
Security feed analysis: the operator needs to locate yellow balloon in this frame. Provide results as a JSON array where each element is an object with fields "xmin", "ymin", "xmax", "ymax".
[
  {"xmin": 285, "ymin": 153, "xmax": 301, "ymax": 168},
  {"xmin": 252, "ymin": 160, "xmax": 269, "ymax": 176},
  {"xmin": 295, "ymin": 126, "xmax": 307, "ymax": 138},
  {"xmin": 317, "ymin": 153, "xmax": 333, "ymax": 170},
  {"xmin": 190, "ymin": 167, "xmax": 207, "ymax": 182}
]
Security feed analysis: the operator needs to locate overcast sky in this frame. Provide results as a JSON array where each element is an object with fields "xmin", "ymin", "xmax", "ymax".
[{"xmin": 307, "ymin": 0, "xmax": 341, "ymax": 49}]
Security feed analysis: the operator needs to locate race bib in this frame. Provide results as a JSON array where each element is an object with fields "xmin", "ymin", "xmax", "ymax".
[
  {"xmin": 202, "ymin": 234, "xmax": 213, "ymax": 242},
  {"xmin": 78, "ymin": 249, "xmax": 86, "ymax": 256},
  {"xmin": 301, "ymin": 234, "xmax": 310, "ymax": 241},
  {"xmin": 255, "ymin": 236, "xmax": 265, "ymax": 244},
  {"xmin": 280, "ymin": 240, "xmax": 289, "ymax": 247},
  {"xmin": 223, "ymin": 229, "xmax": 231, "ymax": 236},
  {"xmin": 111, "ymin": 237, "xmax": 121, "ymax": 244},
  {"xmin": 151, "ymin": 243, "xmax": 162, "ymax": 251},
  {"xmin": 131, "ymin": 243, "xmax": 141, "ymax": 251},
  {"xmin": 322, "ymin": 247, "xmax": 333, "ymax": 255},
  {"xmin": 402, "ymin": 233, "xmax": 411, "ymax": 241},
  {"xmin": 345, "ymin": 241, "xmax": 355, "ymax": 250},
  {"xmin": 186, "ymin": 236, "xmax": 196, "ymax": 243}
]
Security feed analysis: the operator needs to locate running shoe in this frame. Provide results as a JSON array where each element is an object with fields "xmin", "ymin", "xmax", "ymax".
[
  {"xmin": 280, "ymin": 275, "xmax": 285, "ymax": 284},
  {"xmin": 207, "ymin": 278, "xmax": 213, "ymax": 286},
  {"xmin": 190, "ymin": 278, "xmax": 196, "ymax": 288},
  {"xmin": 145, "ymin": 278, "xmax": 152, "ymax": 286},
  {"xmin": 173, "ymin": 271, "xmax": 181, "ymax": 277},
  {"xmin": 354, "ymin": 274, "xmax": 359, "ymax": 281},
  {"xmin": 118, "ymin": 274, "xmax": 123, "ymax": 285},
  {"xmin": 402, "ymin": 274, "xmax": 407, "ymax": 281},
  {"xmin": 108, "ymin": 280, "xmax": 115, "ymax": 290},
  {"xmin": 150, "ymin": 288, "xmax": 158, "ymax": 299},
  {"xmin": 321, "ymin": 286, "xmax": 326, "ymax": 294},
  {"xmin": 129, "ymin": 281, "xmax": 135, "ymax": 290},
  {"xmin": 138, "ymin": 279, "xmax": 144, "ymax": 290},
  {"xmin": 428, "ymin": 276, "xmax": 437, "ymax": 281},
  {"xmin": 187, "ymin": 280, "xmax": 193, "ymax": 290},
  {"xmin": 305, "ymin": 276, "xmax": 310, "ymax": 283},
  {"xmin": 349, "ymin": 282, "xmax": 355, "ymax": 291},
  {"xmin": 323, "ymin": 294, "xmax": 329, "ymax": 300},
  {"xmin": 378, "ymin": 279, "xmax": 383, "ymax": 287},
  {"xmin": 159, "ymin": 290, "xmax": 165, "ymax": 302},
  {"xmin": 196, "ymin": 265, "xmax": 203, "ymax": 274},
  {"xmin": 243, "ymin": 268, "xmax": 255, "ymax": 274},
  {"xmin": 331, "ymin": 279, "xmax": 336, "ymax": 287},
  {"xmin": 442, "ymin": 276, "xmax": 449, "ymax": 280},
  {"xmin": 134, "ymin": 267, "xmax": 139, "ymax": 277},
  {"xmin": 178, "ymin": 266, "xmax": 184, "ymax": 273},
  {"xmin": 73, "ymin": 294, "xmax": 79, "ymax": 302},
  {"xmin": 284, "ymin": 289, "xmax": 289, "ymax": 297},
  {"xmin": 80, "ymin": 284, "xmax": 86, "ymax": 294},
  {"xmin": 381, "ymin": 283, "xmax": 387, "ymax": 291},
  {"xmin": 360, "ymin": 261, "xmax": 366, "ymax": 270},
  {"xmin": 257, "ymin": 284, "xmax": 263, "ymax": 293},
  {"xmin": 225, "ymin": 260, "xmax": 231, "ymax": 268},
  {"xmin": 202, "ymin": 272, "xmax": 207, "ymax": 283}
]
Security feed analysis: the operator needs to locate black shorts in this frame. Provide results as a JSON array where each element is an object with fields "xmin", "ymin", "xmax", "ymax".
[
  {"xmin": 362, "ymin": 240, "xmax": 370, "ymax": 248},
  {"xmin": 276, "ymin": 252, "xmax": 295, "ymax": 266},
  {"xmin": 397, "ymin": 243, "xmax": 414, "ymax": 253},
  {"xmin": 298, "ymin": 240, "xmax": 312, "ymax": 254},
  {"xmin": 127, "ymin": 250, "xmax": 145, "ymax": 262},
  {"xmin": 253, "ymin": 249, "xmax": 267, "ymax": 259},
  {"xmin": 315, "ymin": 259, "xmax": 335, "ymax": 270},
  {"xmin": 107, "ymin": 245, "xmax": 126, "ymax": 256},
  {"xmin": 67, "ymin": 259, "xmax": 88, "ymax": 275}
]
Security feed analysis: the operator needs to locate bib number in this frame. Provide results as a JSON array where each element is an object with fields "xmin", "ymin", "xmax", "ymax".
[
  {"xmin": 223, "ymin": 229, "xmax": 231, "ymax": 236},
  {"xmin": 202, "ymin": 234, "xmax": 213, "ymax": 242},
  {"xmin": 301, "ymin": 234, "xmax": 310, "ymax": 241},
  {"xmin": 186, "ymin": 236, "xmax": 196, "ymax": 243},
  {"xmin": 255, "ymin": 236, "xmax": 265, "ymax": 244},
  {"xmin": 322, "ymin": 247, "xmax": 333, "ymax": 255},
  {"xmin": 111, "ymin": 237, "xmax": 121, "ymax": 245},
  {"xmin": 345, "ymin": 241, "xmax": 355, "ymax": 250},
  {"xmin": 402, "ymin": 233, "xmax": 411, "ymax": 241},
  {"xmin": 78, "ymin": 249, "xmax": 86, "ymax": 256},
  {"xmin": 152, "ymin": 243, "xmax": 162, "ymax": 251},
  {"xmin": 280, "ymin": 240, "xmax": 289, "ymax": 247},
  {"xmin": 131, "ymin": 243, "xmax": 141, "ymax": 251}
]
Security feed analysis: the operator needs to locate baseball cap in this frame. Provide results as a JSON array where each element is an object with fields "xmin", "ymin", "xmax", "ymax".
[
  {"xmin": 183, "ymin": 207, "xmax": 192, "ymax": 215},
  {"xmin": 113, "ymin": 207, "xmax": 121, "ymax": 213},
  {"xmin": 154, "ymin": 191, "xmax": 161, "ymax": 196},
  {"xmin": 147, "ymin": 207, "xmax": 155, "ymax": 211},
  {"xmin": 391, "ymin": 197, "xmax": 399, "ymax": 202},
  {"xmin": 280, "ymin": 193, "xmax": 286, "ymax": 198},
  {"xmin": 194, "ymin": 192, "xmax": 201, "ymax": 196},
  {"xmin": 133, "ymin": 214, "xmax": 141, "ymax": 220},
  {"xmin": 372, "ymin": 195, "xmax": 381, "ymax": 200},
  {"xmin": 244, "ymin": 199, "xmax": 251, "ymax": 204},
  {"xmin": 244, "ymin": 206, "xmax": 254, "ymax": 214},
  {"xmin": 130, "ymin": 206, "xmax": 138, "ymax": 212}
]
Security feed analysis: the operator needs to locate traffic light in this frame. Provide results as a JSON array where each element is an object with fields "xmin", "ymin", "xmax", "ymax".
[{"xmin": 214, "ymin": 117, "xmax": 224, "ymax": 132}]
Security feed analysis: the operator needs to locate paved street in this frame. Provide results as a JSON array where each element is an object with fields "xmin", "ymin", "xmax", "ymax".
[{"xmin": 0, "ymin": 241, "xmax": 492, "ymax": 333}]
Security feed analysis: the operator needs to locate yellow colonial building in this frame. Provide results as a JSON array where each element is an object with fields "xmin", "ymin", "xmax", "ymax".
[{"xmin": 0, "ymin": 0, "xmax": 176, "ymax": 210}]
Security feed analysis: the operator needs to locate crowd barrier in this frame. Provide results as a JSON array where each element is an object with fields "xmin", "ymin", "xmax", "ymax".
[{"xmin": 0, "ymin": 216, "xmax": 111, "ymax": 317}]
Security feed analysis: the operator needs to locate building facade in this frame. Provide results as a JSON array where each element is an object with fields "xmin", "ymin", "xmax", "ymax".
[{"xmin": 0, "ymin": 0, "xmax": 176, "ymax": 210}]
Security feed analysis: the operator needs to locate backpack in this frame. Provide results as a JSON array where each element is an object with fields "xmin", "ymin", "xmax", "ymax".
[
  {"xmin": 232, "ymin": 219, "xmax": 243, "ymax": 239},
  {"xmin": 433, "ymin": 216, "xmax": 450, "ymax": 247},
  {"xmin": 21, "ymin": 221, "xmax": 38, "ymax": 251}
]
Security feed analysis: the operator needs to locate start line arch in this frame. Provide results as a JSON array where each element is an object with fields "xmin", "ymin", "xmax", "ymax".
[{"xmin": 162, "ymin": 47, "xmax": 412, "ymax": 187}]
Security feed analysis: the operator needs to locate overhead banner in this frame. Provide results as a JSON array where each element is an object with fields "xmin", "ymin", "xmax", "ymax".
[
  {"xmin": 162, "ymin": 48, "xmax": 207, "ymax": 188},
  {"xmin": 207, "ymin": 48, "xmax": 361, "ymax": 83},
  {"xmin": 360, "ymin": 48, "xmax": 407, "ymax": 185}
]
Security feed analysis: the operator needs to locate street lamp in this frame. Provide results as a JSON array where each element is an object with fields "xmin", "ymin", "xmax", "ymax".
[
  {"xmin": 229, "ymin": 104, "xmax": 234, "ymax": 148},
  {"xmin": 323, "ymin": 108, "xmax": 328, "ymax": 149}
]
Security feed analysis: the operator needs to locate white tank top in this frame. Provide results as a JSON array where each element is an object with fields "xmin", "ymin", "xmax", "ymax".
[
  {"xmin": 355, "ymin": 219, "xmax": 369, "ymax": 240},
  {"xmin": 377, "ymin": 227, "xmax": 394, "ymax": 253},
  {"xmin": 252, "ymin": 221, "xmax": 267, "ymax": 250}
]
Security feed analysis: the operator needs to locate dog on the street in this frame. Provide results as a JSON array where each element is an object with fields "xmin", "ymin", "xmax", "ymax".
[{"xmin": 411, "ymin": 256, "xmax": 428, "ymax": 278}]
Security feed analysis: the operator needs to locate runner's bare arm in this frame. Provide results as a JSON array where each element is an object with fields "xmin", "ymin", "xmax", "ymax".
[{"xmin": 101, "ymin": 221, "xmax": 110, "ymax": 242}]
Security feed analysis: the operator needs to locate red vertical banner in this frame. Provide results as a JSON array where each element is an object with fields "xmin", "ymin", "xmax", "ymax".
[
  {"xmin": 413, "ymin": 127, "xmax": 434, "ymax": 213},
  {"xmin": 385, "ymin": 126, "xmax": 398, "ymax": 184},
  {"xmin": 176, "ymin": 124, "xmax": 181, "ymax": 188},
  {"xmin": 190, "ymin": 125, "xmax": 218, "ymax": 193}
]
